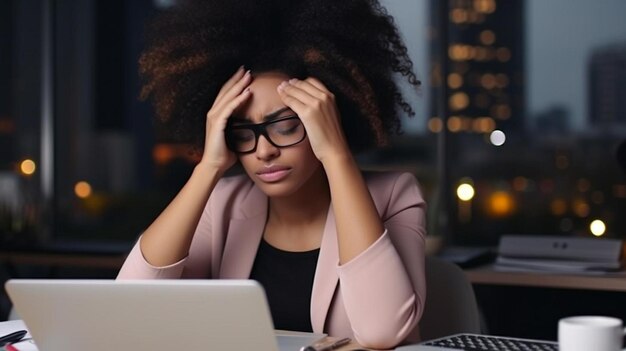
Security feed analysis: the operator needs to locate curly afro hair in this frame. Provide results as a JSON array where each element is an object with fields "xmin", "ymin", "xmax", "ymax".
[{"xmin": 139, "ymin": 0, "xmax": 420, "ymax": 154}]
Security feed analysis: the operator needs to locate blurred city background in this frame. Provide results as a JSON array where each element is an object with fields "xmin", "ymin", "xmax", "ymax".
[
  {"xmin": 1, "ymin": 0, "xmax": 626, "ymax": 337},
  {"xmin": 3, "ymin": 0, "xmax": 624, "ymax": 247}
]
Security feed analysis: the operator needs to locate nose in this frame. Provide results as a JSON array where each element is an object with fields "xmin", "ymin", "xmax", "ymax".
[{"xmin": 255, "ymin": 135, "xmax": 280, "ymax": 160}]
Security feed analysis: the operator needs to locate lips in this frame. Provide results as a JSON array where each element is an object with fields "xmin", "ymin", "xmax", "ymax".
[{"xmin": 256, "ymin": 165, "xmax": 292, "ymax": 182}]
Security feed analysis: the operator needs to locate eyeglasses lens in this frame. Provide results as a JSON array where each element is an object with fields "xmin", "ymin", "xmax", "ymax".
[{"xmin": 229, "ymin": 117, "xmax": 305, "ymax": 153}]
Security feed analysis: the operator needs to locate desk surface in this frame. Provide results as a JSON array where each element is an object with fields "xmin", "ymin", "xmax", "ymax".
[
  {"xmin": 0, "ymin": 320, "xmax": 371, "ymax": 351},
  {"xmin": 466, "ymin": 264, "xmax": 626, "ymax": 292}
]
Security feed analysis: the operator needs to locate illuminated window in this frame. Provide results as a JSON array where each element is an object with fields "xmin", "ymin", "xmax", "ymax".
[
  {"xmin": 449, "ymin": 92, "xmax": 470, "ymax": 111},
  {"xmin": 447, "ymin": 73, "xmax": 464, "ymax": 89},
  {"xmin": 479, "ymin": 30, "xmax": 496, "ymax": 45}
]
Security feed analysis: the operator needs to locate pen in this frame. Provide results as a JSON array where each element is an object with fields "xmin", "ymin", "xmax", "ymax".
[
  {"xmin": 0, "ymin": 330, "xmax": 27, "ymax": 347},
  {"xmin": 300, "ymin": 337, "xmax": 351, "ymax": 351}
]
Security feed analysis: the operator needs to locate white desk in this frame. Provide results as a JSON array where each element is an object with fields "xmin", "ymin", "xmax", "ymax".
[{"xmin": 0, "ymin": 320, "xmax": 370, "ymax": 351}]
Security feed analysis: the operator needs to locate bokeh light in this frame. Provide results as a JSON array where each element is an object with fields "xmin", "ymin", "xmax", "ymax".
[
  {"xmin": 75, "ymin": 181, "xmax": 93, "ymax": 199},
  {"xmin": 19, "ymin": 159, "xmax": 36, "ymax": 176},
  {"xmin": 457, "ymin": 183, "xmax": 475, "ymax": 201},
  {"xmin": 489, "ymin": 130, "xmax": 506, "ymax": 146},
  {"xmin": 590, "ymin": 219, "xmax": 606, "ymax": 237}
]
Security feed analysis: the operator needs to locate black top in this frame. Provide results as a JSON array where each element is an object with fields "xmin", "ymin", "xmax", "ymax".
[{"xmin": 249, "ymin": 239, "xmax": 320, "ymax": 332}]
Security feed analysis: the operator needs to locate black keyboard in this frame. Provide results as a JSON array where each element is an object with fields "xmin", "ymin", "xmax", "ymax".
[{"xmin": 422, "ymin": 333, "xmax": 559, "ymax": 351}]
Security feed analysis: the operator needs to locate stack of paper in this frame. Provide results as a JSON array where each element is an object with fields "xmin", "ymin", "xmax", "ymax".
[{"xmin": 494, "ymin": 235, "xmax": 623, "ymax": 274}]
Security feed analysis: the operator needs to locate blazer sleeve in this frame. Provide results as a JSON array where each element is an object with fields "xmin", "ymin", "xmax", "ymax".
[
  {"xmin": 117, "ymin": 178, "xmax": 224, "ymax": 280},
  {"xmin": 336, "ymin": 172, "xmax": 426, "ymax": 349},
  {"xmin": 116, "ymin": 236, "xmax": 188, "ymax": 279}
]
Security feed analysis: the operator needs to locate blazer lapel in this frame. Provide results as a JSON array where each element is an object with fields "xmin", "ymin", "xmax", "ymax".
[
  {"xmin": 310, "ymin": 205, "xmax": 339, "ymax": 333},
  {"xmin": 219, "ymin": 185, "xmax": 267, "ymax": 279},
  {"xmin": 217, "ymin": 180, "xmax": 340, "ymax": 333}
]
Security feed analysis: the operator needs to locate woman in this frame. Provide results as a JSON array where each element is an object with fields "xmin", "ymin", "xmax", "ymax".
[{"xmin": 118, "ymin": 0, "xmax": 426, "ymax": 348}]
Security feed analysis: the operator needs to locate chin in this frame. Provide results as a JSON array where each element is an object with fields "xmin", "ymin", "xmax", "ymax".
[{"xmin": 253, "ymin": 180, "xmax": 301, "ymax": 198}]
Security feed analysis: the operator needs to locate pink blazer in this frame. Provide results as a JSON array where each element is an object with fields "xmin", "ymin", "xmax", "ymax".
[{"xmin": 117, "ymin": 171, "xmax": 426, "ymax": 348}]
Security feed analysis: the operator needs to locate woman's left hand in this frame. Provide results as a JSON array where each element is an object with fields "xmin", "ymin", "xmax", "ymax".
[{"xmin": 276, "ymin": 77, "xmax": 351, "ymax": 164}]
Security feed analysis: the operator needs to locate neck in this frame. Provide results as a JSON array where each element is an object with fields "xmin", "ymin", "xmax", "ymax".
[{"xmin": 267, "ymin": 167, "xmax": 330, "ymax": 226}]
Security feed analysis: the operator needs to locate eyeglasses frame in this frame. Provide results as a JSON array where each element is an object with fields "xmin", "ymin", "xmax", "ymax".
[{"xmin": 225, "ymin": 115, "xmax": 307, "ymax": 154}]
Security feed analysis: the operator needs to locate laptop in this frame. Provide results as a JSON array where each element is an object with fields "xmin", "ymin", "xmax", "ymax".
[{"xmin": 5, "ymin": 279, "xmax": 321, "ymax": 351}]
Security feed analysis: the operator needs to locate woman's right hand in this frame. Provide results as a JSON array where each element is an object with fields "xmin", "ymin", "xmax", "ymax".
[{"xmin": 199, "ymin": 66, "xmax": 252, "ymax": 173}]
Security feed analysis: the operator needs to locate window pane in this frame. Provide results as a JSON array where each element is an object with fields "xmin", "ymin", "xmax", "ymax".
[
  {"xmin": 2, "ymin": 0, "xmax": 437, "ymax": 247},
  {"xmin": 53, "ymin": 0, "xmax": 170, "ymax": 243},
  {"xmin": 1, "ymin": 0, "xmax": 43, "ymax": 246},
  {"xmin": 444, "ymin": 0, "xmax": 626, "ymax": 244}
]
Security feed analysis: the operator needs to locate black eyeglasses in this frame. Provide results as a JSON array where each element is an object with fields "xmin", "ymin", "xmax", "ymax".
[{"xmin": 225, "ymin": 115, "xmax": 307, "ymax": 154}]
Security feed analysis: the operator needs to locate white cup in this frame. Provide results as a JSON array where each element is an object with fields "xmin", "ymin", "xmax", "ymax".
[{"xmin": 558, "ymin": 316, "xmax": 626, "ymax": 351}]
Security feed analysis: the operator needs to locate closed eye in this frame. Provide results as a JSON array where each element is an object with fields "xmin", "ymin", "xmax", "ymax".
[
  {"xmin": 231, "ymin": 131, "xmax": 255, "ymax": 141},
  {"xmin": 277, "ymin": 124, "xmax": 301, "ymax": 135},
  {"xmin": 270, "ymin": 118, "xmax": 302, "ymax": 135}
]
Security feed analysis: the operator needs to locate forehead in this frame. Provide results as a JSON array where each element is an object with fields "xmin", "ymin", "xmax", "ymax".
[{"xmin": 233, "ymin": 71, "xmax": 291, "ymax": 122}]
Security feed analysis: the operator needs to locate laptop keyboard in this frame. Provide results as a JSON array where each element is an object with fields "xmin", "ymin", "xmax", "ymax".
[{"xmin": 422, "ymin": 333, "xmax": 559, "ymax": 351}]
